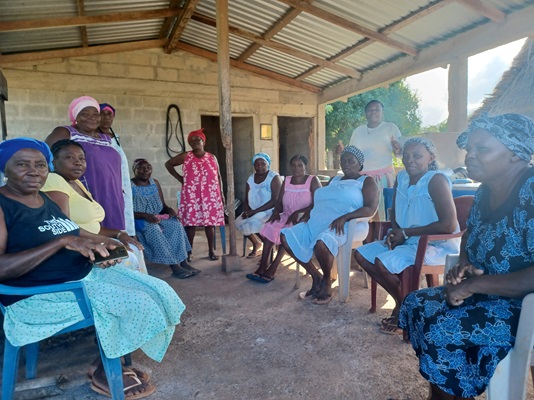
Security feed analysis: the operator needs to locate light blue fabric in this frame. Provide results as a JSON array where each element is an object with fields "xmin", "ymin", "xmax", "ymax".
[
  {"xmin": 235, "ymin": 170, "xmax": 279, "ymax": 235},
  {"xmin": 3, "ymin": 266, "xmax": 185, "ymax": 362},
  {"xmin": 282, "ymin": 175, "xmax": 367, "ymax": 263},
  {"xmin": 357, "ymin": 170, "xmax": 460, "ymax": 273}
]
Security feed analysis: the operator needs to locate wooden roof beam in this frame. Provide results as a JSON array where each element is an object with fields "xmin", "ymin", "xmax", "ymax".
[
  {"xmin": 159, "ymin": 0, "xmax": 185, "ymax": 38},
  {"xmin": 297, "ymin": 0, "xmax": 452, "ymax": 80},
  {"xmin": 75, "ymin": 0, "xmax": 89, "ymax": 48},
  {"xmin": 0, "ymin": 9, "xmax": 182, "ymax": 32},
  {"xmin": 191, "ymin": 13, "xmax": 361, "ymax": 79},
  {"xmin": 174, "ymin": 42, "xmax": 321, "ymax": 93},
  {"xmin": 275, "ymin": 0, "xmax": 418, "ymax": 56},
  {"xmin": 456, "ymin": 0, "xmax": 506, "ymax": 23},
  {"xmin": 164, "ymin": 0, "xmax": 201, "ymax": 54},
  {"xmin": 0, "ymin": 39, "xmax": 166, "ymax": 64}
]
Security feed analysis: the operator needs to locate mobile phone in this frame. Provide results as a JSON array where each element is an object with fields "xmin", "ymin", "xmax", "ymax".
[{"xmin": 93, "ymin": 246, "xmax": 129, "ymax": 265}]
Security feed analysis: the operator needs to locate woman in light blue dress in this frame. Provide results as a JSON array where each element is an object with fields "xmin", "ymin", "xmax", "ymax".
[
  {"xmin": 281, "ymin": 146, "xmax": 379, "ymax": 304},
  {"xmin": 235, "ymin": 153, "xmax": 282, "ymax": 257},
  {"xmin": 355, "ymin": 137, "xmax": 459, "ymax": 334}
]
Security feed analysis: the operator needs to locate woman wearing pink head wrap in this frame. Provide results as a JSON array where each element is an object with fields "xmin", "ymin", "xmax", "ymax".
[{"xmin": 45, "ymin": 96, "xmax": 125, "ymax": 231}]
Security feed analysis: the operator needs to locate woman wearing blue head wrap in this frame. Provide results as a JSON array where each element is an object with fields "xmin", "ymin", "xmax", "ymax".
[
  {"xmin": 0, "ymin": 137, "xmax": 184, "ymax": 398},
  {"xmin": 398, "ymin": 114, "xmax": 534, "ymax": 399},
  {"xmin": 235, "ymin": 152, "xmax": 282, "ymax": 258}
]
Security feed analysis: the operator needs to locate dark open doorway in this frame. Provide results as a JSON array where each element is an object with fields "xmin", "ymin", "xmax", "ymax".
[
  {"xmin": 278, "ymin": 117, "xmax": 313, "ymax": 176},
  {"xmin": 201, "ymin": 116, "xmax": 253, "ymax": 207}
]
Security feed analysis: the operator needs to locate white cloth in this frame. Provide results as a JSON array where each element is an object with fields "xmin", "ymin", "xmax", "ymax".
[
  {"xmin": 349, "ymin": 121, "xmax": 401, "ymax": 171},
  {"xmin": 357, "ymin": 170, "xmax": 460, "ymax": 273}
]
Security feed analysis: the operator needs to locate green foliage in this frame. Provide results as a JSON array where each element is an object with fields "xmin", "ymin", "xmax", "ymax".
[
  {"xmin": 422, "ymin": 119, "xmax": 448, "ymax": 133},
  {"xmin": 325, "ymin": 80, "xmax": 422, "ymax": 151}
]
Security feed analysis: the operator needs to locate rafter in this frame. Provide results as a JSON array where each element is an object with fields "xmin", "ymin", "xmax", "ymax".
[
  {"xmin": 275, "ymin": 0, "xmax": 418, "ymax": 56},
  {"xmin": 191, "ymin": 13, "xmax": 361, "ymax": 79},
  {"xmin": 455, "ymin": 0, "xmax": 506, "ymax": 22},
  {"xmin": 0, "ymin": 39, "xmax": 166, "ymax": 64},
  {"xmin": 297, "ymin": 0, "xmax": 452, "ymax": 80},
  {"xmin": 159, "ymin": 0, "xmax": 184, "ymax": 38},
  {"xmin": 75, "ymin": 0, "xmax": 88, "ymax": 48},
  {"xmin": 0, "ymin": 9, "xmax": 182, "ymax": 32},
  {"xmin": 174, "ymin": 42, "xmax": 321, "ymax": 93},
  {"xmin": 164, "ymin": 0, "xmax": 201, "ymax": 54}
]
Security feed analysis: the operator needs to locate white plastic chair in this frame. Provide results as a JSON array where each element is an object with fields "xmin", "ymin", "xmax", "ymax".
[
  {"xmin": 445, "ymin": 254, "xmax": 534, "ymax": 400},
  {"xmin": 294, "ymin": 216, "xmax": 371, "ymax": 302}
]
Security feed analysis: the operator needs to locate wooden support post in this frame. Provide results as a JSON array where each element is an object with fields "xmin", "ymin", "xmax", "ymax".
[
  {"xmin": 0, "ymin": 70, "xmax": 7, "ymax": 141},
  {"xmin": 217, "ymin": 0, "xmax": 239, "ymax": 271},
  {"xmin": 447, "ymin": 57, "xmax": 468, "ymax": 133}
]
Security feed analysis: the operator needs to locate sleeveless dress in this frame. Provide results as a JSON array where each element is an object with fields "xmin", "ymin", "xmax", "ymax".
[
  {"xmin": 65, "ymin": 125, "xmax": 125, "ymax": 230},
  {"xmin": 132, "ymin": 178, "xmax": 191, "ymax": 265},
  {"xmin": 357, "ymin": 170, "xmax": 460, "ymax": 273},
  {"xmin": 399, "ymin": 168, "xmax": 534, "ymax": 397},
  {"xmin": 235, "ymin": 170, "xmax": 279, "ymax": 236},
  {"xmin": 260, "ymin": 175, "xmax": 314, "ymax": 245},
  {"xmin": 41, "ymin": 173, "xmax": 147, "ymax": 274},
  {"xmin": 0, "ymin": 191, "xmax": 185, "ymax": 362},
  {"xmin": 178, "ymin": 151, "xmax": 225, "ymax": 226},
  {"xmin": 281, "ymin": 175, "xmax": 368, "ymax": 263}
]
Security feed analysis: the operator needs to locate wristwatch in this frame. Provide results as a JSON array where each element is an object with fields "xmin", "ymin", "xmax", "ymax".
[{"xmin": 401, "ymin": 229, "xmax": 409, "ymax": 240}]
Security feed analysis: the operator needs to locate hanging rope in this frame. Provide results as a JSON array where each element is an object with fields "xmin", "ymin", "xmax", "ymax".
[{"xmin": 165, "ymin": 104, "xmax": 185, "ymax": 158}]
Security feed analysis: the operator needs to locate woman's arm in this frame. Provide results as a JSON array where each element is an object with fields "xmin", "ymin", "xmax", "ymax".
[
  {"xmin": 289, "ymin": 176, "xmax": 322, "ymax": 223},
  {"xmin": 154, "ymin": 178, "xmax": 177, "ymax": 217},
  {"xmin": 164, "ymin": 153, "xmax": 187, "ymax": 184},
  {"xmin": 330, "ymin": 177, "xmax": 380, "ymax": 234},
  {"xmin": 44, "ymin": 191, "xmax": 70, "ymax": 216},
  {"xmin": 247, "ymin": 175, "xmax": 283, "ymax": 216},
  {"xmin": 266, "ymin": 180, "xmax": 285, "ymax": 223},
  {"xmin": 45, "ymin": 127, "xmax": 71, "ymax": 148}
]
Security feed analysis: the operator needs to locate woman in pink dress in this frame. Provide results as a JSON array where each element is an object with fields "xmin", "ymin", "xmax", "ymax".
[
  {"xmin": 165, "ymin": 129, "xmax": 225, "ymax": 261},
  {"xmin": 246, "ymin": 155, "xmax": 321, "ymax": 283}
]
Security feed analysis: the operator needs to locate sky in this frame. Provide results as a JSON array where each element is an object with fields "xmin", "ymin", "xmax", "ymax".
[{"xmin": 405, "ymin": 37, "xmax": 527, "ymax": 127}]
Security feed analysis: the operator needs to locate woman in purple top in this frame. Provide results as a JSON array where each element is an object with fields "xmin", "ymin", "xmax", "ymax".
[{"xmin": 46, "ymin": 96, "xmax": 125, "ymax": 231}]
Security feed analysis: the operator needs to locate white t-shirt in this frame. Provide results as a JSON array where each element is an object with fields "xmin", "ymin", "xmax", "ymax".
[{"xmin": 349, "ymin": 121, "xmax": 401, "ymax": 171}]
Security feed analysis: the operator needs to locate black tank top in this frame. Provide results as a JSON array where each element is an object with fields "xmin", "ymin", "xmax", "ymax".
[{"xmin": 0, "ymin": 192, "xmax": 92, "ymax": 306}]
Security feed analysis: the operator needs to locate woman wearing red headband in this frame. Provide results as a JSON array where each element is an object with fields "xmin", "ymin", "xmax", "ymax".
[{"xmin": 165, "ymin": 129, "xmax": 225, "ymax": 261}]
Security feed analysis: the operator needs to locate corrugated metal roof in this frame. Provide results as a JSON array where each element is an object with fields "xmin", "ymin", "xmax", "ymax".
[{"xmin": 1, "ymin": 0, "xmax": 533, "ymax": 92}]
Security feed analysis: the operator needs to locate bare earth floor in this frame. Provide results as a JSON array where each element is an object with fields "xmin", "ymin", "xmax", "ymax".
[{"xmin": 2, "ymin": 234, "xmax": 533, "ymax": 400}]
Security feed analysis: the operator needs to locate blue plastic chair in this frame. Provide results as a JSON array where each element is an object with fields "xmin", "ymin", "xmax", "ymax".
[{"xmin": 0, "ymin": 281, "xmax": 125, "ymax": 400}]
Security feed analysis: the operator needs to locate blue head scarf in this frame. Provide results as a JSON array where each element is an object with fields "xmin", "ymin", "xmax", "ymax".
[
  {"xmin": 403, "ymin": 137, "xmax": 439, "ymax": 171},
  {"xmin": 0, "ymin": 138, "xmax": 54, "ymax": 173},
  {"xmin": 252, "ymin": 152, "xmax": 271, "ymax": 168},
  {"xmin": 340, "ymin": 145, "xmax": 365, "ymax": 166},
  {"xmin": 457, "ymin": 113, "xmax": 534, "ymax": 161}
]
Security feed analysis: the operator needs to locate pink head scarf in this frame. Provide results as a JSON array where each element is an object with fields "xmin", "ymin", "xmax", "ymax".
[{"xmin": 68, "ymin": 96, "xmax": 100, "ymax": 125}]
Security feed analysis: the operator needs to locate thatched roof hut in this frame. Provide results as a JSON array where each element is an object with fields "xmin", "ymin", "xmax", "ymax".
[{"xmin": 472, "ymin": 38, "xmax": 534, "ymax": 120}]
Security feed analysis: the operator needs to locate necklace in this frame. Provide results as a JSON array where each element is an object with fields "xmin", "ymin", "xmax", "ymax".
[{"xmin": 366, "ymin": 122, "xmax": 381, "ymax": 134}]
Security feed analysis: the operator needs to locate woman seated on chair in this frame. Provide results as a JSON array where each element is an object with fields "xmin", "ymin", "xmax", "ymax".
[
  {"xmin": 246, "ymin": 155, "xmax": 321, "ymax": 283},
  {"xmin": 0, "ymin": 138, "xmax": 185, "ymax": 399},
  {"xmin": 280, "ymin": 146, "xmax": 379, "ymax": 304},
  {"xmin": 354, "ymin": 137, "xmax": 459, "ymax": 334},
  {"xmin": 235, "ymin": 153, "xmax": 282, "ymax": 257},
  {"xmin": 397, "ymin": 114, "xmax": 534, "ymax": 400},
  {"xmin": 41, "ymin": 139, "xmax": 147, "ymax": 274},
  {"xmin": 131, "ymin": 158, "xmax": 198, "ymax": 279}
]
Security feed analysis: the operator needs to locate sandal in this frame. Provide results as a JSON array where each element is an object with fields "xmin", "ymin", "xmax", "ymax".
[
  {"xmin": 380, "ymin": 317, "xmax": 403, "ymax": 335},
  {"xmin": 208, "ymin": 254, "xmax": 219, "ymax": 261},
  {"xmin": 90, "ymin": 368, "xmax": 156, "ymax": 399},
  {"xmin": 377, "ymin": 316, "xmax": 396, "ymax": 327},
  {"xmin": 170, "ymin": 265, "xmax": 195, "ymax": 279},
  {"xmin": 312, "ymin": 294, "xmax": 333, "ymax": 305},
  {"xmin": 246, "ymin": 250, "xmax": 262, "ymax": 258},
  {"xmin": 180, "ymin": 261, "xmax": 200, "ymax": 275}
]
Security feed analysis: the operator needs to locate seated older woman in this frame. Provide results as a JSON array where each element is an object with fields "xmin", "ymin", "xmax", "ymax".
[
  {"xmin": 41, "ymin": 139, "xmax": 147, "ymax": 274},
  {"xmin": 354, "ymin": 137, "xmax": 460, "ymax": 334},
  {"xmin": 235, "ymin": 153, "xmax": 282, "ymax": 257},
  {"xmin": 398, "ymin": 114, "xmax": 534, "ymax": 400},
  {"xmin": 0, "ymin": 138, "xmax": 185, "ymax": 399},
  {"xmin": 280, "ymin": 146, "xmax": 379, "ymax": 304},
  {"xmin": 131, "ymin": 158, "xmax": 197, "ymax": 279}
]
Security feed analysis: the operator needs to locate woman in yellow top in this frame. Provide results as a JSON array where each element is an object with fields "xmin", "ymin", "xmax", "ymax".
[{"xmin": 41, "ymin": 139, "xmax": 146, "ymax": 273}]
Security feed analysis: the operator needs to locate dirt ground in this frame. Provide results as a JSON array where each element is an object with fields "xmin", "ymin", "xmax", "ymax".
[{"xmin": 2, "ymin": 232, "xmax": 533, "ymax": 400}]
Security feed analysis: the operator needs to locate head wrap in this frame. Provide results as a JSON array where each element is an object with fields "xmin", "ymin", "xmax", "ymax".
[
  {"xmin": 99, "ymin": 103, "xmax": 116, "ymax": 115},
  {"xmin": 252, "ymin": 152, "xmax": 271, "ymax": 167},
  {"xmin": 188, "ymin": 129, "xmax": 206, "ymax": 143},
  {"xmin": 340, "ymin": 145, "xmax": 365, "ymax": 167},
  {"xmin": 68, "ymin": 96, "xmax": 100, "ymax": 125},
  {"xmin": 132, "ymin": 158, "xmax": 150, "ymax": 172},
  {"xmin": 0, "ymin": 138, "xmax": 54, "ymax": 173},
  {"xmin": 457, "ymin": 113, "xmax": 534, "ymax": 161},
  {"xmin": 403, "ymin": 137, "xmax": 439, "ymax": 171}
]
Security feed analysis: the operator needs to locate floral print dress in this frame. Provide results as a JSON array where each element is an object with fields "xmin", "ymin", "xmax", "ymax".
[{"xmin": 399, "ymin": 168, "xmax": 534, "ymax": 397}]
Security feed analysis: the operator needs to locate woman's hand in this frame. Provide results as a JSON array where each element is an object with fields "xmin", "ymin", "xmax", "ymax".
[
  {"xmin": 446, "ymin": 262, "xmax": 484, "ymax": 285},
  {"xmin": 143, "ymin": 213, "xmax": 160, "ymax": 224},
  {"xmin": 167, "ymin": 207, "xmax": 177, "ymax": 218},
  {"xmin": 287, "ymin": 211, "xmax": 301, "ymax": 225},
  {"xmin": 242, "ymin": 209, "xmax": 256, "ymax": 219},
  {"xmin": 117, "ymin": 231, "xmax": 144, "ymax": 251},
  {"xmin": 267, "ymin": 210, "xmax": 281, "ymax": 223},
  {"xmin": 300, "ymin": 210, "xmax": 311, "ymax": 223},
  {"xmin": 62, "ymin": 236, "xmax": 110, "ymax": 262},
  {"xmin": 330, "ymin": 215, "xmax": 348, "ymax": 235},
  {"xmin": 445, "ymin": 280, "xmax": 474, "ymax": 306},
  {"xmin": 385, "ymin": 228, "xmax": 405, "ymax": 250}
]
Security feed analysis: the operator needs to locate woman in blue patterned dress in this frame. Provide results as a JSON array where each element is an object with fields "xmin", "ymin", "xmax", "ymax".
[
  {"xmin": 131, "ymin": 158, "xmax": 198, "ymax": 279},
  {"xmin": 399, "ymin": 114, "xmax": 534, "ymax": 399}
]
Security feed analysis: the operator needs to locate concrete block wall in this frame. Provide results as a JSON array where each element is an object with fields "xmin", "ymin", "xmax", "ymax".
[{"xmin": 1, "ymin": 48, "xmax": 318, "ymax": 204}]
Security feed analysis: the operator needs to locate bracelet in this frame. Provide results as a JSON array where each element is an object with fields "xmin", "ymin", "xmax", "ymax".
[
  {"xmin": 116, "ymin": 230, "xmax": 126, "ymax": 239},
  {"xmin": 401, "ymin": 229, "xmax": 409, "ymax": 240}
]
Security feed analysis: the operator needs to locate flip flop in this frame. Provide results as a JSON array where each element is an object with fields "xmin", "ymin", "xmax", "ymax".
[
  {"xmin": 377, "ymin": 316, "xmax": 396, "ymax": 327},
  {"xmin": 246, "ymin": 273, "xmax": 260, "ymax": 281},
  {"xmin": 246, "ymin": 250, "xmax": 262, "ymax": 258},
  {"xmin": 380, "ymin": 319, "xmax": 403, "ymax": 335},
  {"xmin": 255, "ymin": 276, "xmax": 274, "ymax": 284},
  {"xmin": 172, "ymin": 269, "xmax": 194, "ymax": 279},
  {"xmin": 90, "ymin": 369, "xmax": 156, "ymax": 399},
  {"xmin": 298, "ymin": 291, "xmax": 316, "ymax": 300},
  {"xmin": 208, "ymin": 254, "xmax": 219, "ymax": 261},
  {"xmin": 312, "ymin": 294, "xmax": 333, "ymax": 305},
  {"xmin": 88, "ymin": 365, "xmax": 149, "ymax": 383}
]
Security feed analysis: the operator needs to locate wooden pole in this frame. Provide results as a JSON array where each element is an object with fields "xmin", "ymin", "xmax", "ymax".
[
  {"xmin": 216, "ymin": 0, "xmax": 238, "ymax": 268},
  {"xmin": 447, "ymin": 57, "xmax": 468, "ymax": 133}
]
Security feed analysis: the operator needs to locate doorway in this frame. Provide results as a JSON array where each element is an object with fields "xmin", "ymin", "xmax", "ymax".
[{"xmin": 278, "ymin": 117, "xmax": 313, "ymax": 176}]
